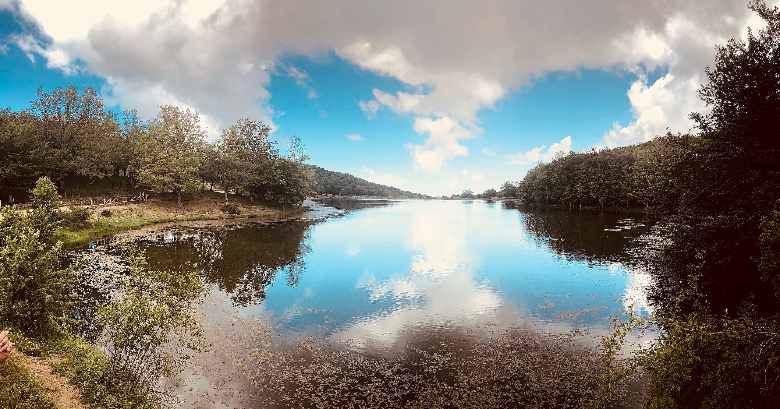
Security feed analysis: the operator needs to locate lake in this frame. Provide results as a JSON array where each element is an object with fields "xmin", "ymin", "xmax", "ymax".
[
  {"xmin": 138, "ymin": 200, "xmax": 651, "ymax": 339},
  {"xmin": 113, "ymin": 199, "xmax": 654, "ymax": 406}
]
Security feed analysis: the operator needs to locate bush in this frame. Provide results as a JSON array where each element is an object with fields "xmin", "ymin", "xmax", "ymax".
[
  {"xmin": 100, "ymin": 209, "xmax": 112, "ymax": 217},
  {"xmin": 641, "ymin": 315, "xmax": 780, "ymax": 409},
  {"xmin": 53, "ymin": 336, "xmax": 154, "ymax": 409},
  {"xmin": 95, "ymin": 250, "xmax": 204, "ymax": 402},
  {"xmin": 30, "ymin": 176, "xmax": 61, "ymax": 210},
  {"xmin": 61, "ymin": 206, "xmax": 91, "ymax": 228},
  {"xmin": 0, "ymin": 205, "xmax": 74, "ymax": 338},
  {"xmin": 0, "ymin": 356, "xmax": 57, "ymax": 409}
]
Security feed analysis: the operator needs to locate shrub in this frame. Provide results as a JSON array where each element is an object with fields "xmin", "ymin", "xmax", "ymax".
[
  {"xmin": 53, "ymin": 336, "xmax": 154, "ymax": 409},
  {"xmin": 100, "ymin": 209, "xmax": 112, "ymax": 217},
  {"xmin": 641, "ymin": 314, "xmax": 780, "ymax": 409},
  {"xmin": 61, "ymin": 206, "xmax": 91, "ymax": 228},
  {"xmin": 30, "ymin": 176, "xmax": 61, "ymax": 210},
  {"xmin": 0, "ymin": 205, "xmax": 74, "ymax": 338},
  {"xmin": 0, "ymin": 356, "xmax": 56, "ymax": 409}
]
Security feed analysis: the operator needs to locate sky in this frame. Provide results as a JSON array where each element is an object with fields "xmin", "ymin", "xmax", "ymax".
[{"xmin": 0, "ymin": 0, "xmax": 771, "ymax": 196}]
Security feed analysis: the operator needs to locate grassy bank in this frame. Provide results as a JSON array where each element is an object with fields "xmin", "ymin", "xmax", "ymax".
[{"xmin": 58, "ymin": 192, "xmax": 302, "ymax": 248}]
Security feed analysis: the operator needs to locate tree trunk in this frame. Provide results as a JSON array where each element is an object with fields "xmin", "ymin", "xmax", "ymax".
[
  {"xmin": 177, "ymin": 190, "xmax": 182, "ymax": 208},
  {"xmin": 224, "ymin": 190, "xmax": 229, "ymax": 204}
]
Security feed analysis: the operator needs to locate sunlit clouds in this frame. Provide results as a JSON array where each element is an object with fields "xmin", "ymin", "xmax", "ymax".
[{"xmin": 5, "ymin": 0, "xmax": 772, "ymax": 193}]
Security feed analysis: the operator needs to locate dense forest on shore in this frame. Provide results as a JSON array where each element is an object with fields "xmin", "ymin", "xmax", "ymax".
[
  {"xmin": 0, "ymin": 90, "xmax": 423, "ymax": 208},
  {"xmin": 307, "ymin": 165, "xmax": 429, "ymax": 198},
  {"xmin": 471, "ymin": 2, "xmax": 779, "ymax": 407},
  {"xmin": 497, "ymin": 135, "xmax": 696, "ymax": 211},
  {"xmin": 0, "ymin": 90, "xmax": 311, "ymax": 207}
]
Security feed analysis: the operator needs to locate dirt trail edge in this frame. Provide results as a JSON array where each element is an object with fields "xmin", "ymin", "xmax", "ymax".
[{"xmin": 14, "ymin": 352, "xmax": 85, "ymax": 409}]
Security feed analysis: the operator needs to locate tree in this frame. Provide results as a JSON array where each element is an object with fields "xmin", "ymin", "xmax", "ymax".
[
  {"xmin": 0, "ymin": 177, "xmax": 73, "ymax": 338},
  {"xmin": 248, "ymin": 136, "xmax": 311, "ymax": 207},
  {"xmin": 132, "ymin": 106, "xmax": 206, "ymax": 206},
  {"xmin": 31, "ymin": 86, "xmax": 122, "ymax": 184},
  {"xmin": 640, "ymin": 3, "xmax": 780, "ymax": 407},
  {"xmin": 214, "ymin": 119, "xmax": 274, "ymax": 203},
  {"xmin": 481, "ymin": 188, "xmax": 498, "ymax": 199}
]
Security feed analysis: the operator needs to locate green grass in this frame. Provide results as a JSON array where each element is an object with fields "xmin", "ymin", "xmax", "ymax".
[
  {"xmin": 59, "ymin": 214, "xmax": 159, "ymax": 248},
  {"xmin": 0, "ymin": 356, "xmax": 57, "ymax": 409},
  {"xmin": 58, "ymin": 211, "xmax": 227, "ymax": 248}
]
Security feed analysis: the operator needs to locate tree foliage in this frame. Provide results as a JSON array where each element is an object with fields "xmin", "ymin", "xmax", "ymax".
[
  {"xmin": 497, "ymin": 2, "xmax": 780, "ymax": 407},
  {"xmin": 307, "ymin": 165, "xmax": 427, "ymax": 198},
  {"xmin": 132, "ymin": 105, "xmax": 206, "ymax": 206},
  {"xmin": 0, "ymin": 177, "xmax": 74, "ymax": 338},
  {"xmin": 1, "ymin": 89, "xmax": 313, "ymax": 209}
]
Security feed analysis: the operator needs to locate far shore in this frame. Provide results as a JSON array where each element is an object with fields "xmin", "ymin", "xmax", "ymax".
[{"xmin": 57, "ymin": 191, "xmax": 305, "ymax": 248}]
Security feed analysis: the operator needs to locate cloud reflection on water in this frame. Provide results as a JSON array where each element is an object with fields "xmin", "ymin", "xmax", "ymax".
[{"xmin": 334, "ymin": 201, "xmax": 654, "ymax": 349}]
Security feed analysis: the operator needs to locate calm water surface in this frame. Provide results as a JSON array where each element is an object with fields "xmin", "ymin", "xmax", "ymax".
[{"xmin": 138, "ymin": 199, "xmax": 652, "ymax": 348}]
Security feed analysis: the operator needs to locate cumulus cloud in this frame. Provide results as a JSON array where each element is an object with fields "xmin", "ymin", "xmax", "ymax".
[
  {"xmin": 507, "ymin": 136, "xmax": 572, "ymax": 166},
  {"xmin": 9, "ymin": 0, "xmax": 764, "ymax": 160},
  {"xmin": 409, "ymin": 116, "xmax": 474, "ymax": 171},
  {"xmin": 12, "ymin": 34, "xmax": 77, "ymax": 74}
]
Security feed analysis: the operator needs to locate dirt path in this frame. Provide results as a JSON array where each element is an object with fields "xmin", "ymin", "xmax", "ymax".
[{"xmin": 14, "ymin": 353, "xmax": 85, "ymax": 409}]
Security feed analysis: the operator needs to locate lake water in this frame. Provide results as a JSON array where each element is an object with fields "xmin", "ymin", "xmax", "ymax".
[{"xmin": 136, "ymin": 199, "xmax": 652, "ymax": 348}]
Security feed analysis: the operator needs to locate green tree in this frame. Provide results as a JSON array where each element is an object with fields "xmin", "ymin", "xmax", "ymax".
[
  {"xmin": 132, "ymin": 105, "xmax": 206, "ymax": 206},
  {"xmin": 249, "ymin": 136, "xmax": 311, "ymax": 207},
  {"xmin": 31, "ymin": 86, "xmax": 122, "ymax": 185},
  {"xmin": 641, "ymin": 2, "xmax": 780, "ymax": 407},
  {"xmin": 0, "ymin": 177, "xmax": 73, "ymax": 338},
  {"xmin": 215, "ymin": 119, "xmax": 275, "ymax": 203}
]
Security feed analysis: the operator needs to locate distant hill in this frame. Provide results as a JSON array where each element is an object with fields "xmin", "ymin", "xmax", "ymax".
[{"xmin": 307, "ymin": 165, "xmax": 429, "ymax": 199}]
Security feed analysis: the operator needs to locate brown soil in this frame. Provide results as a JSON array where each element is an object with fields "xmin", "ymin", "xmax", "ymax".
[{"xmin": 14, "ymin": 352, "xmax": 85, "ymax": 409}]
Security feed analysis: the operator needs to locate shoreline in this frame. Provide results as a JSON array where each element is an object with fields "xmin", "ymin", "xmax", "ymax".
[{"xmin": 58, "ymin": 192, "xmax": 306, "ymax": 249}]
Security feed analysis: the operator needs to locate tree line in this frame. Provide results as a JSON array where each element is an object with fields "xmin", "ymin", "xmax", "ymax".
[
  {"xmin": 307, "ymin": 165, "xmax": 428, "ymax": 198},
  {"xmin": 0, "ymin": 87, "xmax": 309, "ymax": 207},
  {"xmin": 494, "ymin": 134, "xmax": 696, "ymax": 211}
]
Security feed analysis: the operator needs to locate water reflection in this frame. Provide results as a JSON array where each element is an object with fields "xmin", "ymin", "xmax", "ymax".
[
  {"xmin": 520, "ymin": 209, "xmax": 649, "ymax": 264},
  {"xmin": 129, "ymin": 201, "xmax": 660, "ymax": 407},
  {"xmin": 133, "ymin": 200, "xmax": 653, "ymax": 347},
  {"xmin": 140, "ymin": 222, "xmax": 310, "ymax": 306},
  {"xmin": 517, "ymin": 209, "xmax": 654, "ymax": 316}
]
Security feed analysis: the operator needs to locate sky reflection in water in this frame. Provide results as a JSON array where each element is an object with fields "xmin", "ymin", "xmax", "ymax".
[{"xmin": 142, "ymin": 200, "xmax": 652, "ymax": 348}]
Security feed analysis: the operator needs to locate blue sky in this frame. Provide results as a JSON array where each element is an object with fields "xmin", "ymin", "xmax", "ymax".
[{"xmin": 0, "ymin": 1, "xmax": 761, "ymax": 195}]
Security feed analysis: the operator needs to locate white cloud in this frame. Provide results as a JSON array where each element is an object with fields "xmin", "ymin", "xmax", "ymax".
[
  {"xmin": 12, "ymin": 34, "xmax": 77, "ymax": 74},
  {"xmin": 346, "ymin": 133, "xmax": 362, "ymax": 142},
  {"xmin": 600, "ymin": 11, "xmax": 760, "ymax": 147},
  {"xmin": 284, "ymin": 65, "xmax": 309, "ymax": 86},
  {"xmin": 10, "ymin": 0, "xmax": 766, "ymax": 162},
  {"xmin": 358, "ymin": 99, "xmax": 380, "ymax": 118},
  {"xmin": 409, "ymin": 116, "xmax": 474, "ymax": 171},
  {"xmin": 507, "ymin": 136, "xmax": 572, "ymax": 166},
  {"xmin": 283, "ymin": 64, "xmax": 319, "ymax": 100}
]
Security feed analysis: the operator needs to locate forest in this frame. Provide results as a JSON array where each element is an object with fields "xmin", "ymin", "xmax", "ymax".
[
  {"xmin": 0, "ymin": 89, "xmax": 312, "ymax": 207},
  {"xmin": 484, "ymin": 2, "xmax": 780, "ymax": 407},
  {"xmin": 307, "ymin": 165, "xmax": 429, "ymax": 198}
]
